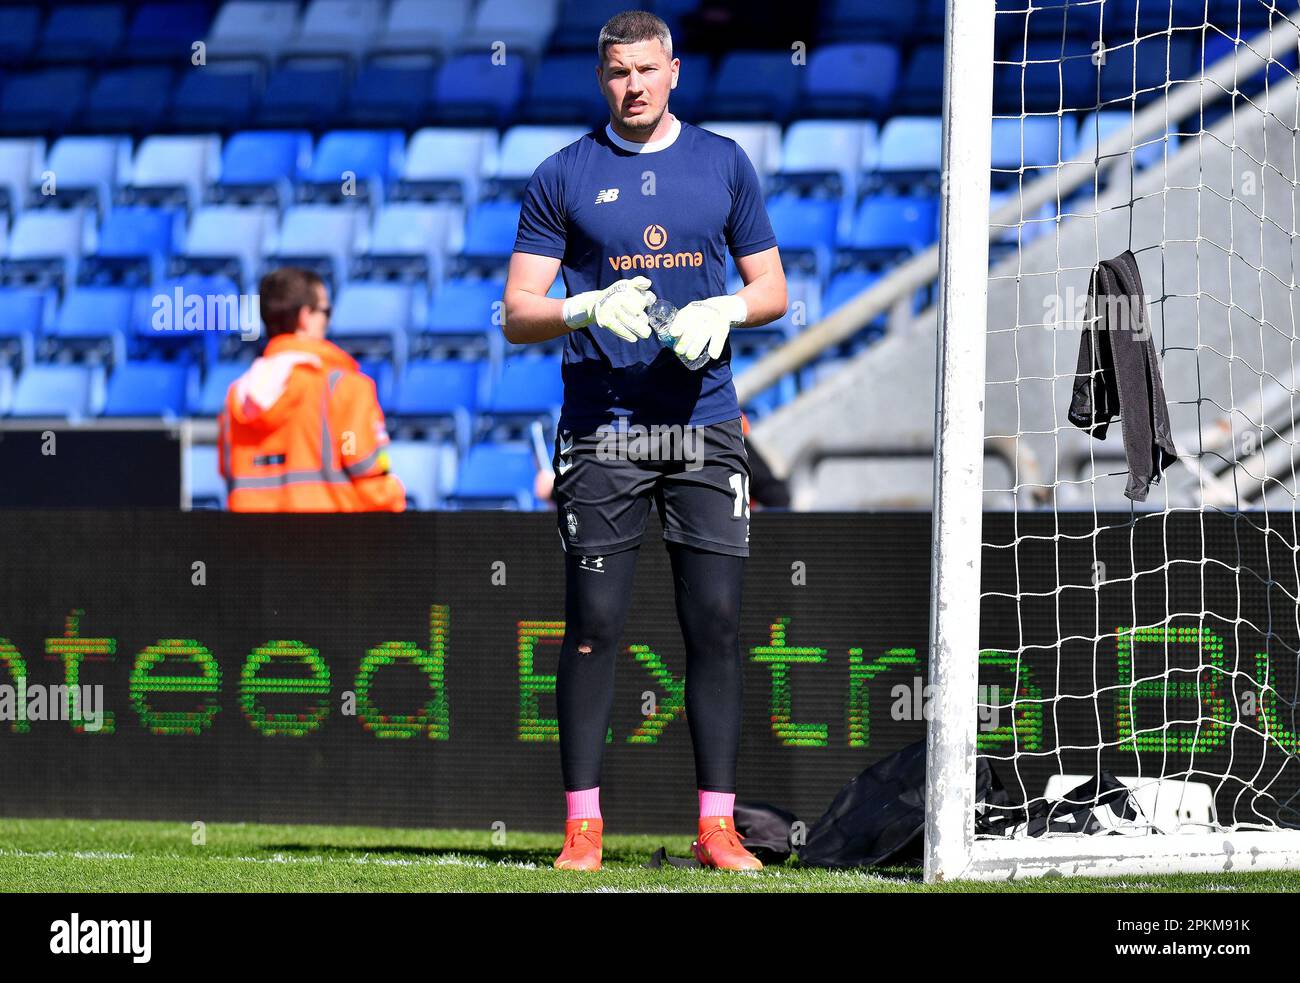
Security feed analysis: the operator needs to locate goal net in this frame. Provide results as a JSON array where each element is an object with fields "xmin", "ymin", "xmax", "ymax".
[{"xmin": 927, "ymin": 0, "xmax": 1300, "ymax": 880}]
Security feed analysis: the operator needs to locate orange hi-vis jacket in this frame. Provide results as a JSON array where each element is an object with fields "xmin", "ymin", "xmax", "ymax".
[{"xmin": 218, "ymin": 333, "xmax": 406, "ymax": 512}]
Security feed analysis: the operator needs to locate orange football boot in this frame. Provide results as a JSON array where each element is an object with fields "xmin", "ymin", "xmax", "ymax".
[
  {"xmin": 692, "ymin": 816, "xmax": 763, "ymax": 870},
  {"xmin": 554, "ymin": 817, "xmax": 603, "ymax": 871}
]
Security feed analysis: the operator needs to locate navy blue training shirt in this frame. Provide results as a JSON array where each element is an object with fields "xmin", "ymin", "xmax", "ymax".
[{"xmin": 513, "ymin": 117, "xmax": 777, "ymax": 430}]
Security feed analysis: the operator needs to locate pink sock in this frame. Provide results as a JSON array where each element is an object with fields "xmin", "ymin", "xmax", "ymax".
[
  {"xmin": 699, "ymin": 790, "xmax": 735, "ymax": 819},
  {"xmin": 566, "ymin": 787, "xmax": 601, "ymax": 820}
]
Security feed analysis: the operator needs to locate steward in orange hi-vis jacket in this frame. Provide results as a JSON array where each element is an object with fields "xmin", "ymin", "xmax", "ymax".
[{"xmin": 218, "ymin": 267, "xmax": 405, "ymax": 512}]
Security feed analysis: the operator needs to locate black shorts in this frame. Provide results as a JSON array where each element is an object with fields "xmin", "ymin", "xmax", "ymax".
[{"xmin": 552, "ymin": 416, "xmax": 752, "ymax": 558}]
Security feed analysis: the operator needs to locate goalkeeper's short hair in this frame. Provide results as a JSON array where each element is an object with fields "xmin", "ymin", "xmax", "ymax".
[{"xmin": 598, "ymin": 9, "xmax": 672, "ymax": 64}]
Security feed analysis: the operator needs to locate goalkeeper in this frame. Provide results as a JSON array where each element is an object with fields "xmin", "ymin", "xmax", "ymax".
[{"xmin": 503, "ymin": 9, "xmax": 787, "ymax": 871}]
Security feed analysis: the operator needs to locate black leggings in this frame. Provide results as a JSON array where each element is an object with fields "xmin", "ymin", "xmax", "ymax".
[{"xmin": 556, "ymin": 543, "xmax": 745, "ymax": 793}]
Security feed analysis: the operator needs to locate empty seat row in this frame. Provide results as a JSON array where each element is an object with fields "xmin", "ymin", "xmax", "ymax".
[{"xmin": 188, "ymin": 437, "xmax": 540, "ymax": 511}]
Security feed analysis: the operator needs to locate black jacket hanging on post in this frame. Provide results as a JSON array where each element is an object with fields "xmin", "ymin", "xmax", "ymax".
[{"xmin": 1067, "ymin": 250, "xmax": 1178, "ymax": 501}]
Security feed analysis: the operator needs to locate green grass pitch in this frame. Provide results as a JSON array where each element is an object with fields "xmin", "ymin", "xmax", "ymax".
[{"xmin": 1, "ymin": 818, "xmax": 1298, "ymax": 892}]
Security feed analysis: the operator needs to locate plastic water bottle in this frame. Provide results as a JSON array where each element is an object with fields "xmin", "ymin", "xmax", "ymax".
[{"xmin": 647, "ymin": 298, "xmax": 710, "ymax": 371}]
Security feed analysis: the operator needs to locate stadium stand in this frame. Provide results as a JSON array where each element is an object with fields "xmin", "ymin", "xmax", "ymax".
[{"xmin": 0, "ymin": 0, "xmax": 1281, "ymax": 511}]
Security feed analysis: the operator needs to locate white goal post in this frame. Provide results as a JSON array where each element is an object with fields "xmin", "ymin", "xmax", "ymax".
[{"xmin": 926, "ymin": 0, "xmax": 1300, "ymax": 882}]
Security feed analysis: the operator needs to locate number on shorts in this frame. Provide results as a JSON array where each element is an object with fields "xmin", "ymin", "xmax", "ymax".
[{"xmin": 729, "ymin": 472, "xmax": 750, "ymax": 519}]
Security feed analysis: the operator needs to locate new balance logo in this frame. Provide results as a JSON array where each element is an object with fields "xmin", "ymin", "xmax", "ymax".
[{"xmin": 594, "ymin": 188, "xmax": 620, "ymax": 204}]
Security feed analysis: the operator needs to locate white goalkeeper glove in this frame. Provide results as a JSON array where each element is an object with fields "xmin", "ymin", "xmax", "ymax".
[
  {"xmin": 668, "ymin": 295, "xmax": 748, "ymax": 362},
  {"xmin": 561, "ymin": 276, "xmax": 657, "ymax": 343}
]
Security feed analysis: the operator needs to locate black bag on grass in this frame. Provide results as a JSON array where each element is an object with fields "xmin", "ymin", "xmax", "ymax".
[
  {"xmin": 798, "ymin": 740, "xmax": 1138, "ymax": 869},
  {"xmin": 733, "ymin": 801, "xmax": 800, "ymax": 865},
  {"xmin": 797, "ymin": 740, "xmax": 1008, "ymax": 869}
]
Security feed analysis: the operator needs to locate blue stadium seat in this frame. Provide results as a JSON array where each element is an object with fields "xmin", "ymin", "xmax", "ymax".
[
  {"xmin": 892, "ymin": 44, "xmax": 946, "ymax": 116},
  {"xmin": 460, "ymin": 201, "xmax": 522, "ymax": 269},
  {"xmin": 821, "ymin": 1, "xmax": 918, "ymax": 42},
  {"xmin": 843, "ymin": 195, "xmax": 939, "ymax": 256},
  {"xmin": 374, "ymin": 0, "xmax": 474, "ymax": 55},
  {"xmin": 823, "ymin": 270, "xmax": 885, "ymax": 325},
  {"xmin": 44, "ymin": 285, "xmax": 133, "ymax": 362},
  {"xmin": 356, "ymin": 357, "xmax": 395, "ymax": 411},
  {"xmin": 990, "ymin": 117, "xmax": 1078, "ymax": 179},
  {"xmin": 168, "ymin": 67, "xmax": 259, "ymax": 131},
  {"xmin": 0, "ymin": 286, "xmax": 51, "ymax": 368},
  {"xmin": 284, "ymin": 0, "xmax": 385, "ymax": 59},
  {"xmin": 1213, "ymin": 0, "xmax": 1280, "ymax": 33},
  {"xmin": 193, "ymin": 360, "xmax": 245, "ymax": 416},
  {"xmin": 205, "ymin": 1, "xmax": 300, "ymax": 62},
  {"xmin": 494, "ymin": 126, "xmax": 587, "ymax": 187},
  {"xmin": 187, "ymin": 444, "xmax": 226, "ymax": 509},
  {"xmin": 914, "ymin": 0, "xmax": 948, "ymax": 40},
  {"xmin": 134, "ymin": 274, "xmax": 241, "ymax": 362},
  {"xmin": 84, "ymin": 206, "xmax": 183, "ymax": 285},
  {"xmin": 213, "ymin": 130, "xmax": 312, "ymax": 205},
  {"xmin": 8, "ymin": 363, "xmax": 99, "ymax": 418},
  {"xmin": 551, "ymin": 0, "xmax": 626, "ymax": 50},
  {"xmin": 0, "ymin": 6, "xmax": 41, "ymax": 64},
  {"xmin": 1100, "ymin": 34, "xmax": 1199, "ymax": 106},
  {"xmin": 256, "ymin": 65, "xmax": 348, "ymax": 128},
  {"xmin": 697, "ymin": 121, "xmax": 783, "ymax": 176},
  {"xmin": 459, "ymin": 0, "xmax": 559, "ymax": 56},
  {"xmin": 38, "ymin": 3, "xmax": 124, "ymax": 63},
  {"xmin": 876, "ymin": 116, "xmax": 943, "ymax": 175},
  {"xmin": 127, "ymin": 2, "xmax": 212, "ymax": 60},
  {"xmin": 347, "ymin": 63, "xmax": 436, "ymax": 127},
  {"xmin": 995, "ymin": 39, "xmax": 1101, "ymax": 115},
  {"xmin": 446, "ymin": 442, "xmax": 536, "ymax": 510},
  {"xmin": 766, "ymin": 197, "xmax": 840, "ymax": 281},
  {"xmin": 993, "ymin": 0, "xmax": 1103, "ymax": 43},
  {"xmin": 0, "ymin": 138, "xmax": 43, "ymax": 219},
  {"xmin": 822, "ymin": 268, "xmax": 920, "ymax": 340},
  {"xmin": 421, "ymin": 278, "xmax": 503, "ymax": 357},
  {"xmin": 393, "ymin": 358, "xmax": 482, "ymax": 416},
  {"xmin": 765, "ymin": 274, "xmax": 821, "ymax": 338},
  {"xmin": 1104, "ymin": 0, "xmax": 1223, "ymax": 34},
  {"xmin": 433, "ymin": 53, "xmax": 526, "ymax": 126},
  {"xmin": 397, "ymin": 127, "xmax": 496, "ymax": 204},
  {"xmin": 101, "ymin": 360, "xmax": 188, "ymax": 418},
  {"xmin": 0, "ymin": 69, "xmax": 90, "ymax": 134},
  {"xmin": 357, "ymin": 202, "xmax": 463, "ymax": 283},
  {"xmin": 179, "ymin": 205, "xmax": 275, "ymax": 288},
  {"xmin": 267, "ymin": 205, "xmax": 361, "ymax": 289},
  {"xmin": 709, "ymin": 51, "xmax": 802, "ymax": 122},
  {"xmin": 802, "ymin": 43, "xmax": 901, "ymax": 118},
  {"xmin": 328, "ymin": 281, "xmax": 419, "ymax": 365},
  {"xmin": 3, "ymin": 208, "xmax": 89, "ymax": 287},
  {"xmin": 39, "ymin": 136, "xmax": 131, "ymax": 210},
  {"xmin": 125, "ymin": 135, "xmax": 222, "ymax": 211},
  {"xmin": 391, "ymin": 358, "xmax": 482, "ymax": 451},
  {"xmin": 83, "ymin": 67, "xmax": 173, "ymax": 132},
  {"xmin": 299, "ymin": 130, "xmax": 405, "ymax": 203},
  {"xmin": 481, "ymin": 354, "xmax": 562, "ymax": 419},
  {"xmin": 386, "ymin": 439, "xmax": 455, "ymax": 509},
  {"xmin": 777, "ymin": 119, "xmax": 875, "ymax": 199},
  {"xmin": 664, "ymin": 52, "xmax": 712, "ymax": 121},
  {"xmin": 523, "ymin": 54, "xmax": 612, "ymax": 126}
]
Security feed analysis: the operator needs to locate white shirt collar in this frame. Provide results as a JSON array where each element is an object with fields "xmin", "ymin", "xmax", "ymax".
[{"xmin": 605, "ymin": 115, "xmax": 681, "ymax": 154}]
